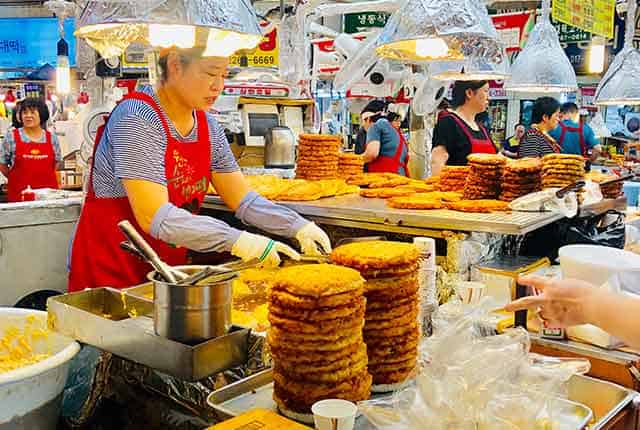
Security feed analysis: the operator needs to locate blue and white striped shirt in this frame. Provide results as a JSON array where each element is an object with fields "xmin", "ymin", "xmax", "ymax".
[{"xmin": 92, "ymin": 85, "xmax": 239, "ymax": 197}]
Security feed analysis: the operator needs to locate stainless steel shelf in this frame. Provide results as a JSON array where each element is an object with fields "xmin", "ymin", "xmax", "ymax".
[{"xmin": 203, "ymin": 195, "xmax": 565, "ymax": 236}]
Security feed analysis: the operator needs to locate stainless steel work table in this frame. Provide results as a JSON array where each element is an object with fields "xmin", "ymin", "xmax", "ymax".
[{"xmin": 203, "ymin": 194, "xmax": 565, "ymax": 236}]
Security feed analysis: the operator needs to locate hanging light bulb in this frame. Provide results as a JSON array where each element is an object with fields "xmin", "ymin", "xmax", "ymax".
[
  {"xmin": 415, "ymin": 38, "xmax": 451, "ymax": 58},
  {"xmin": 75, "ymin": 1, "xmax": 262, "ymax": 59},
  {"xmin": 148, "ymin": 24, "xmax": 195, "ymax": 49},
  {"xmin": 505, "ymin": 0, "xmax": 577, "ymax": 93},
  {"xmin": 595, "ymin": 0, "xmax": 640, "ymax": 105},
  {"xmin": 56, "ymin": 38, "xmax": 71, "ymax": 95}
]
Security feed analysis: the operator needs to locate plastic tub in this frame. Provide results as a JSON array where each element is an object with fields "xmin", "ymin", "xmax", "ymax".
[
  {"xmin": 558, "ymin": 245, "xmax": 640, "ymax": 286},
  {"xmin": 0, "ymin": 308, "xmax": 80, "ymax": 429}
]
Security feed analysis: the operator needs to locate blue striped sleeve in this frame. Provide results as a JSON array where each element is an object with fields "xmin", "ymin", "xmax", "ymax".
[
  {"xmin": 51, "ymin": 132, "xmax": 63, "ymax": 162},
  {"xmin": 0, "ymin": 128, "xmax": 14, "ymax": 166},
  {"xmin": 207, "ymin": 113, "xmax": 239, "ymax": 173},
  {"xmin": 109, "ymin": 111, "xmax": 168, "ymax": 186}
]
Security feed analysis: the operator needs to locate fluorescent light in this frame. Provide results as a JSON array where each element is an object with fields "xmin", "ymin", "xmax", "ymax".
[
  {"xmin": 148, "ymin": 24, "xmax": 195, "ymax": 49},
  {"xmin": 56, "ymin": 39, "xmax": 71, "ymax": 95},
  {"xmin": 203, "ymin": 29, "xmax": 261, "ymax": 57},
  {"xmin": 415, "ymin": 38, "xmax": 449, "ymax": 58},
  {"xmin": 589, "ymin": 40, "xmax": 606, "ymax": 74}
]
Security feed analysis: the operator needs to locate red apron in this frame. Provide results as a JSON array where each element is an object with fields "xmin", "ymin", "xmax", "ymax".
[
  {"xmin": 447, "ymin": 112, "xmax": 496, "ymax": 155},
  {"xmin": 366, "ymin": 126, "xmax": 410, "ymax": 176},
  {"xmin": 558, "ymin": 122, "xmax": 587, "ymax": 157},
  {"xmin": 7, "ymin": 129, "xmax": 58, "ymax": 202},
  {"xmin": 68, "ymin": 92, "xmax": 211, "ymax": 292}
]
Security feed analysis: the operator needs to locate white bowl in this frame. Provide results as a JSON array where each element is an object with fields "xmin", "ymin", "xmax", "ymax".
[
  {"xmin": 0, "ymin": 308, "xmax": 80, "ymax": 427},
  {"xmin": 559, "ymin": 245, "xmax": 640, "ymax": 286}
]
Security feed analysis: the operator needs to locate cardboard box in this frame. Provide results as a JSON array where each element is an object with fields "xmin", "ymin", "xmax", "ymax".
[{"xmin": 208, "ymin": 409, "xmax": 312, "ymax": 430}]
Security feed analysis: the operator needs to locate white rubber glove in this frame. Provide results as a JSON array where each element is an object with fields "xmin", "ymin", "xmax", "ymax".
[
  {"xmin": 231, "ymin": 231, "xmax": 300, "ymax": 267},
  {"xmin": 295, "ymin": 222, "xmax": 332, "ymax": 256}
]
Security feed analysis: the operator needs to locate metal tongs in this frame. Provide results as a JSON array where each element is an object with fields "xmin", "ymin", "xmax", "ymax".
[
  {"xmin": 555, "ymin": 180, "xmax": 586, "ymax": 199},
  {"xmin": 297, "ymin": 235, "xmax": 387, "ymax": 263},
  {"xmin": 598, "ymin": 173, "xmax": 635, "ymax": 187}
]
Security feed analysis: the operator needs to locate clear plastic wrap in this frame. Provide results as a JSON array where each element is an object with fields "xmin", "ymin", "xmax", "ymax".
[
  {"xmin": 359, "ymin": 302, "xmax": 590, "ymax": 430},
  {"xmin": 509, "ymin": 190, "xmax": 578, "ymax": 217},
  {"xmin": 505, "ymin": 0, "xmax": 577, "ymax": 93}
]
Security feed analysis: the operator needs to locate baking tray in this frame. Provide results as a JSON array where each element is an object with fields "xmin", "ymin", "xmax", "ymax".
[
  {"xmin": 208, "ymin": 370, "xmax": 636, "ymax": 429},
  {"xmin": 47, "ymin": 287, "xmax": 250, "ymax": 381}
]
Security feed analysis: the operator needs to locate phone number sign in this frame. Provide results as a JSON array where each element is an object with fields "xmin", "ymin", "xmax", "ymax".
[{"xmin": 229, "ymin": 26, "xmax": 278, "ymax": 68}]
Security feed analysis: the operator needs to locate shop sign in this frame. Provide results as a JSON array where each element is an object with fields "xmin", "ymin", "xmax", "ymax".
[
  {"xmin": 229, "ymin": 23, "xmax": 278, "ymax": 68},
  {"xmin": 552, "ymin": 0, "xmax": 616, "ymax": 39},
  {"xmin": 491, "ymin": 11, "xmax": 535, "ymax": 53},
  {"xmin": 343, "ymin": 12, "xmax": 389, "ymax": 34},
  {"xmin": 0, "ymin": 17, "xmax": 76, "ymax": 69},
  {"xmin": 553, "ymin": 20, "xmax": 592, "ymax": 43},
  {"xmin": 312, "ymin": 35, "xmax": 367, "ymax": 76},
  {"xmin": 489, "ymin": 80, "xmax": 507, "ymax": 99}
]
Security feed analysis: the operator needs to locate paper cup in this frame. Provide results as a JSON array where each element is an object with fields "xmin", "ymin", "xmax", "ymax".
[
  {"xmin": 455, "ymin": 281, "xmax": 486, "ymax": 305},
  {"xmin": 312, "ymin": 399, "xmax": 357, "ymax": 430}
]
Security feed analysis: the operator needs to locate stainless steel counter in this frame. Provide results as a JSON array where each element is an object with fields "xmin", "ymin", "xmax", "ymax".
[
  {"xmin": 0, "ymin": 197, "xmax": 81, "ymax": 306},
  {"xmin": 203, "ymin": 195, "xmax": 565, "ymax": 236}
]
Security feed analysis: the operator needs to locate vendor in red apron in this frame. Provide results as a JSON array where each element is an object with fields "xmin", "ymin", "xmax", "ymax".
[
  {"xmin": 361, "ymin": 100, "xmax": 409, "ymax": 176},
  {"xmin": 68, "ymin": 46, "xmax": 331, "ymax": 292},
  {"xmin": 431, "ymin": 81, "xmax": 496, "ymax": 176},
  {"xmin": 0, "ymin": 97, "xmax": 61, "ymax": 202},
  {"xmin": 549, "ymin": 102, "xmax": 602, "ymax": 160},
  {"xmin": 518, "ymin": 97, "xmax": 562, "ymax": 158}
]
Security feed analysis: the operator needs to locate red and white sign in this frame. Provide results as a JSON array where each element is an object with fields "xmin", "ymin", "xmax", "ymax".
[
  {"xmin": 491, "ymin": 11, "xmax": 535, "ymax": 53},
  {"xmin": 580, "ymin": 86, "xmax": 597, "ymax": 110},
  {"xmin": 489, "ymin": 80, "xmax": 507, "ymax": 99},
  {"xmin": 311, "ymin": 35, "xmax": 367, "ymax": 76},
  {"xmin": 223, "ymin": 83, "xmax": 289, "ymax": 98}
]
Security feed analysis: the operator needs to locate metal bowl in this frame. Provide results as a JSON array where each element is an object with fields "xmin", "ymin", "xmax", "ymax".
[{"xmin": 148, "ymin": 266, "xmax": 236, "ymax": 344}]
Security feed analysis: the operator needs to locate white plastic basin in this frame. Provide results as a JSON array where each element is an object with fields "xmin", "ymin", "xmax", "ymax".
[
  {"xmin": 559, "ymin": 245, "xmax": 640, "ymax": 286},
  {"xmin": 0, "ymin": 308, "xmax": 80, "ymax": 428}
]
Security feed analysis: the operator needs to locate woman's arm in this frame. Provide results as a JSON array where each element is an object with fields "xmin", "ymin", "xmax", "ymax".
[
  {"xmin": 431, "ymin": 145, "xmax": 449, "ymax": 176},
  {"xmin": 506, "ymin": 276, "xmax": 640, "ymax": 349},
  {"xmin": 1, "ymin": 130, "xmax": 14, "ymax": 177},
  {"xmin": 362, "ymin": 140, "xmax": 380, "ymax": 163}
]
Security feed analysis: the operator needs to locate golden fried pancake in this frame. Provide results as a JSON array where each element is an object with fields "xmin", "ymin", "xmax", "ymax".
[
  {"xmin": 269, "ymin": 322, "xmax": 363, "ymax": 343},
  {"xmin": 371, "ymin": 366, "xmax": 414, "ymax": 385},
  {"xmin": 273, "ymin": 369, "xmax": 371, "ymax": 401},
  {"xmin": 467, "ymin": 154, "xmax": 507, "ymax": 165},
  {"xmin": 275, "ymin": 343, "xmax": 368, "ymax": 375},
  {"xmin": 364, "ymin": 273, "xmax": 417, "ymax": 293},
  {"xmin": 367, "ymin": 177, "xmax": 412, "ymax": 188},
  {"xmin": 542, "ymin": 153, "xmax": 585, "ymax": 162},
  {"xmin": 367, "ymin": 336, "xmax": 419, "ymax": 358},
  {"xmin": 277, "ymin": 180, "xmax": 325, "ymax": 201},
  {"xmin": 299, "ymin": 133, "xmax": 342, "ymax": 142},
  {"xmin": 365, "ymin": 280, "xmax": 419, "ymax": 302},
  {"xmin": 364, "ymin": 307, "xmax": 418, "ymax": 330},
  {"xmin": 271, "ymin": 264, "xmax": 364, "ymax": 297},
  {"xmin": 268, "ymin": 288, "xmax": 363, "ymax": 310},
  {"xmin": 270, "ymin": 340, "xmax": 361, "ymax": 365},
  {"xmin": 269, "ymin": 297, "xmax": 365, "ymax": 322},
  {"xmin": 369, "ymin": 357, "xmax": 417, "ymax": 374},
  {"xmin": 446, "ymin": 199, "xmax": 510, "ymax": 213},
  {"xmin": 360, "ymin": 186, "xmax": 417, "ymax": 199},
  {"xmin": 334, "ymin": 183, "xmax": 361, "ymax": 196},
  {"xmin": 268, "ymin": 309, "xmax": 364, "ymax": 334},
  {"xmin": 387, "ymin": 196, "xmax": 444, "ymax": 210},
  {"xmin": 368, "ymin": 348, "xmax": 417, "ymax": 366},
  {"xmin": 331, "ymin": 241, "xmax": 420, "ymax": 270},
  {"xmin": 359, "ymin": 263, "xmax": 418, "ymax": 280},
  {"xmin": 365, "ymin": 301, "xmax": 418, "ymax": 321},
  {"xmin": 364, "ymin": 321, "xmax": 419, "ymax": 338},
  {"xmin": 274, "ymin": 354, "xmax": 368, "ymax": 384},
  {"xmin": 268, "ymin": 329, "xmax": 362, "ymax": 352}
]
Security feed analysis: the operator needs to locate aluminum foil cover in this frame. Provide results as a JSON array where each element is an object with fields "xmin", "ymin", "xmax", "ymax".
[
  {"xmin": 375, "ymin": 0, "xmax": 504, "ymax": 64},
  {"xmin": 75, "ymin": 0, "xmax": 261, "ymax": 58},
  {"xmin": 505, "ymin": 14, "xmax": 577, "ymax": 92}
]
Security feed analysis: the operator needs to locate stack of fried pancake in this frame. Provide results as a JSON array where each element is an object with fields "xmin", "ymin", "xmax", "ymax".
[
  {"xmin": 541, "ymin": 154, "xmax": 585, "ymax": 189},
  {"xmin": 499, "ymin": 158, "xmax": 542, "ymax": 202},
  {"xmin": 586, "ymin": 171, "xmax": 623, "ymax": 199},
  {"xmin": 438, "ymin": 166, "xmax": 469, "ymax": 192},
  {"xmin": 338, "ymin": 153, "xmax": 365, "ymax": 180},
  {"xmin": 296, "ymin": 134, "xmax": 342, "ymax": 180},
  {"xmin": 267, "ymin": 264, "xmax": 371, "ymax": 423},
  {"xmin": 332, "ymin": 241, "xmax": 420, "ymax": 392},
  {"xmin": 463, "ymin": 154, "xmax": 507, "ymax": 200}
]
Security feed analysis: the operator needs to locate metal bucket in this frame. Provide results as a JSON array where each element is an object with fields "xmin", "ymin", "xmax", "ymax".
[{"xmin": 148, "ymin": 266, "xmax": 235, "ymax": 344}]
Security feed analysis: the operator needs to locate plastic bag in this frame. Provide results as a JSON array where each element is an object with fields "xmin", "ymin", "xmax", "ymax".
[
  {"xmin": 562, "ymin": 210, "xmax": 626, "ymax": 249},
  {"xmin": 509, "ymin": 190, "xmax": 578, "ymax": 217},
  {"xmin": 360, "ymin": 301, "xmax": 586, "ymax": 430}
]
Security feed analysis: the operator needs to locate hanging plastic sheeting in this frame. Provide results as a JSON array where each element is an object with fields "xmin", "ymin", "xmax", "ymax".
[
  {"xmin": 74, "ymin": 0, "xmax": 262, "ymax": 59},
  {"xmin": 595, "ymin": 0, "xmax": 640, "ymax": 105},
  {"xmin": 375, "ymin": 0, "xmax": 505, "ymax": 67},
  {"xmin": 589, "ymin": 111, "xmax": 612, "ymax": 138},
  {"xmin": 333, "ymin": 31, "xmax": 383, "ymax": 93},
  {"xmin": 505, "ymin": 0, "xmax": 577, "ymax": 93}
]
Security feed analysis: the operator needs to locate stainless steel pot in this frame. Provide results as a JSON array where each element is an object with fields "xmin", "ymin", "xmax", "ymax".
[
  {"xmin": 264, "ymin": 126, "xmax": 296, "ymax": 169},
  {"xmin": 148, "ymin": 266, "xmax": 236, "ymax": 344}
]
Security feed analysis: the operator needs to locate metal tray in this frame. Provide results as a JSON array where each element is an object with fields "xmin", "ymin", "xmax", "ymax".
[
  {"xmin": 47, "ymin": 287, "xmax": 250, "ymax": 381},
  {"xmin": 206, "ymin": 370, "xmax": 636, "ymax": 429}
]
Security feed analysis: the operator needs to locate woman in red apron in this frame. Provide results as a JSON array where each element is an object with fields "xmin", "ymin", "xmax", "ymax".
[
  {"xmin": 518, "ymin": 97, "xmax": 562, "ymax": 158},
  {"xmin": 68, "ymin": 47, "xmax": 331, "ymax": 292},
  {"xmin": 360, "ymin": 100, "xmax": 409, "ymax": 176},
  {"xmin": 431, "ymin": 81, "xmax": 496, "ymax": 175},
  {"xmin": 0, "ymin": 97, "xmax": 60, "ymax": 202}
]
